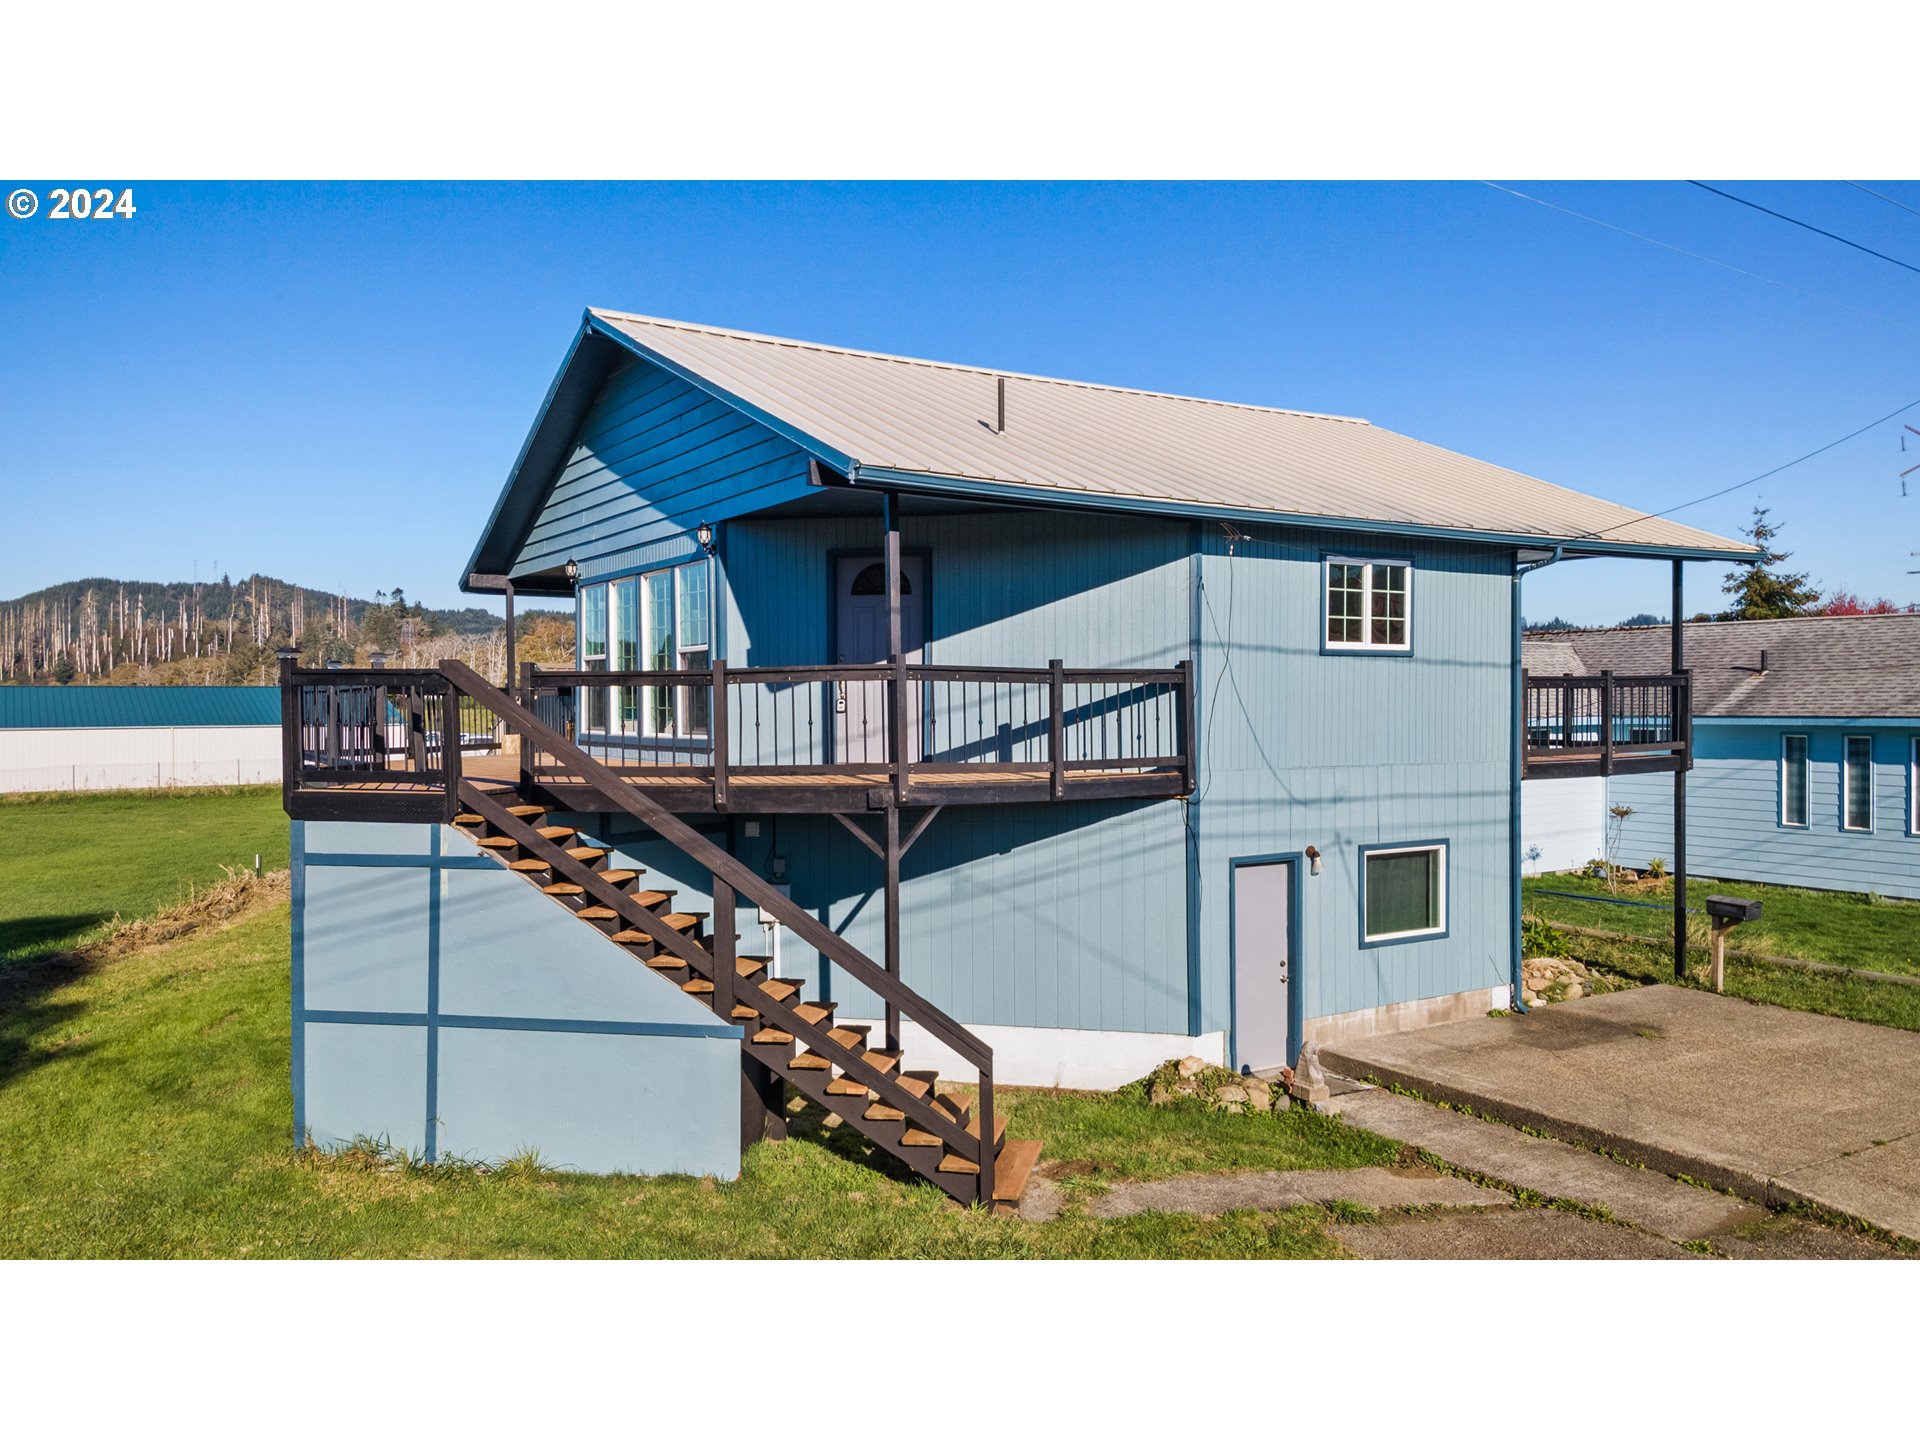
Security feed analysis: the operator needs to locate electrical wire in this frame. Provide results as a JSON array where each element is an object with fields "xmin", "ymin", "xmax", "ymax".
[
  {"xmin": 1844, "ymin": 180, "xmax": 1920, "ymax": 223},
  {"xmin": 1478, "ymin": 182, "xmax": 1920, "ymax": 335},
  {"xmin": 1581, "ymin": 395, "xmax": 1920, "ymax": 537},
  {"xmin": 1688, "ymin": 180, "xmax": 1920, "ymax": 278}
]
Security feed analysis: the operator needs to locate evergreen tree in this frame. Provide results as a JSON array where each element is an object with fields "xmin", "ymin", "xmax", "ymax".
[{"xmin": 1722, "ymin": 506, "xmax": 1820, "ymax": 619}]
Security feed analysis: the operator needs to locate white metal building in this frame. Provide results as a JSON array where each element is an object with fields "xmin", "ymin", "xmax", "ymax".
[{"xmin": 0, "ymin": 686, "xmax": 282, "ymax": 792}]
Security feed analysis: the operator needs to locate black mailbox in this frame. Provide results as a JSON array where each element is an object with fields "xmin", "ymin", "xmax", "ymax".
[{"xmin": 1705, "ymin": 895, "xmax": 1762, "ymax": 924}]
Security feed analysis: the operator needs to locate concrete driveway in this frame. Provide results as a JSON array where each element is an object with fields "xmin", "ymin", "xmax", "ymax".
[{"xmin": 1321, "ymin": 986, "xmax": 1920, "ymax": 1242}]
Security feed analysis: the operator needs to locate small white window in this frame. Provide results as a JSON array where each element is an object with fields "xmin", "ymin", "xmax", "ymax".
[
  {"xmin": 1362, "ymin": 843, "xmax": 1447, "ymax": 943},
  {"xmin": 1780, "ymin": 734, "xmax": 1809, "ymax": 828},
  {"xmin": 1843, "ymin": 735, "xmax": 1874, "ymax": 833},
  {"xmin": 1912, "ymin": 736, "xmax": 1919, "ymax": 835},
  {"xmin": 1326, "ymin": 557, "xmax": 1411, "ymax": 651}
]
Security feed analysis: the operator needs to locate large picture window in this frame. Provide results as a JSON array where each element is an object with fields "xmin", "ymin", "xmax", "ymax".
[
  {"xmin": 1780, "ymin": 733, "xmax": 1809, "ymax": 828},
  {"xmin": 578, "ymin": 558, "xmax": 713, "ymax": 739},
  {"xmin": 1844, "ymin": 734, "xmax": 1874, "ymax": 832},
  {"xmin": 1361, "ymin": 843, "xmax": 1447, "ymax": 943},
  {"xmin": 1325, "ymin": 557, "xmax": 1411, "ymax": 651}
]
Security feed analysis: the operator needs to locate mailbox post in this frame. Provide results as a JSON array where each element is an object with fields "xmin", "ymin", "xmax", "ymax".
[{"xmin": 1704, "ymin": 895, "xmax": 1762, "ymax": 993}]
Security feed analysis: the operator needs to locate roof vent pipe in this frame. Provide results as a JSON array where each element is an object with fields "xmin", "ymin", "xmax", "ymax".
[
  {"xmin": 996, "ymin": 376, "xmax": 1005, "ymax": 434},
  {"xmin": 1759, "ymin": 648, "xmax": 1769, "ymax": 674}
]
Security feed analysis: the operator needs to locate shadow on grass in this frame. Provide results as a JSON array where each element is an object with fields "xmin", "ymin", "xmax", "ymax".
[
  {"xmin": 1, "ymin": 912, "xmax": 116, "ymax": 969},
  {"xmin": 0, "ymin": 949, "xmax": 106, "ymax": 1093}
]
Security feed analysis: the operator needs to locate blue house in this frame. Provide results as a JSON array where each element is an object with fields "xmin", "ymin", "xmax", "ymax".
[
  {"xmin": 280, "ymin": 310, "xmax": 1749, "ymax": 1205},
  {"xmin": 1524, "ymin": 615, "xmax": 1920, "ymax": 900}
]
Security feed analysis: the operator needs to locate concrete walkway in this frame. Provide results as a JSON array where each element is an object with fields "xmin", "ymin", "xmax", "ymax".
[
  {"xmin": 1322, "ymin": 986, "xmax": 1920, "ymax": 1242},
  {"xmin": 1085, "ymin": 1165, "xmax": 1508, "ymax": 1220}
]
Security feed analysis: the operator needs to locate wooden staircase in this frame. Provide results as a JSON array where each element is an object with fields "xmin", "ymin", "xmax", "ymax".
[{"xmin": 451, "ymin": 783, "xmax": 1041, "ymax": 1210}]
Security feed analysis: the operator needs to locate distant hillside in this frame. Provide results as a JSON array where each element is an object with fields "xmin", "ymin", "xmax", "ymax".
[{"xmin": 1, "ymin": 574, "xmax": 569, "ymax": 687}]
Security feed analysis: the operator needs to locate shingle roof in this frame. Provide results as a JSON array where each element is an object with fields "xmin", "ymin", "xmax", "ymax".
[
  {"xmin": 1524, "ymin": 615, "xmax": 1920, "ymax": 719},
  {"xmin": 0, "ymin": 686, "xmax": 281, "ymax": 729},
  {"xmin": 587, "ymin": 310, "xmax": 1755, "ymax": 558}
]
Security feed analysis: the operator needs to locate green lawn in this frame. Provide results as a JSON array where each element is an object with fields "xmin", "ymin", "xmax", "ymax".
[
  {"xmin": 0, "ymin": 786, "xmax": 289, "ymax": 967},
  {"xmin": 1522, "ymin": 871, "xmax": 1920, "ymax": 978},
  {"xmin": 0, "ymin": 894, "xmax": 1400, "ymax": 1258}
]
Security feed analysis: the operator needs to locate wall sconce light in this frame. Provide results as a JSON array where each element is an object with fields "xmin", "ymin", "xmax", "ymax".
[
  {"xmin": 1305, "ymin": 845, "xmax": 1323, "ymax": 876},
  {"xmin": 564, "ymin": 557, "xmax": 580, "ymax": 585},
  {"xmin": 695, "ymin": 521, "xmax": 715, "ymax": 552}
]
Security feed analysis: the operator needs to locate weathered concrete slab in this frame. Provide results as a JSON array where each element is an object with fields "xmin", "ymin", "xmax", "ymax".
[
  {"xmin": 1328, "ymin": 1087, "xmax": 1762, "ymax": 1241},
  {"xmin": 1322, "ymin": 985, "xmax": 1920, "ymax": 1240},
  {"xmin": 1334, "ymin": 1209, "xmax": 1698, "ymax": 1260},
  {"xmin": 1087, "ymin": 1166, "xmax": 1508, "ymax": 1219}
]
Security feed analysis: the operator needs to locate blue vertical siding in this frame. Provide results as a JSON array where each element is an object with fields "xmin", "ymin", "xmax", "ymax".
[
  {"xmin": 1609, "ymin": 722, "xmax": 1920, "ymax": 900},
  {"xmin": 512, "ymin": 358, "xmax": 814, "ymax": 583},
  {"xmin": 1190, "ymin": 526, "xmax": 1516, "ymax": 1041}
]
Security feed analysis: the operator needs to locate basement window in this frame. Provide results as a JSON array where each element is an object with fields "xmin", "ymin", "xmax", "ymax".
[
  {"xmin": 1361, "ymin": 842, "xmax": 1447, "ymax": 944},
  {"xmin": 1325, "ymin": 557, "xmax": 1411, "ymax": 652}
]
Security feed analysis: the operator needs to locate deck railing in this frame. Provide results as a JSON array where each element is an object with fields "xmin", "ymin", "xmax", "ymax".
[
  {"xmin": 517, "ymin": 659, "xmax": 1194, "ymax": 805},
  {"xmin": 1521, "ymin": 669, "xmax": 1691, "ymax": 776}
]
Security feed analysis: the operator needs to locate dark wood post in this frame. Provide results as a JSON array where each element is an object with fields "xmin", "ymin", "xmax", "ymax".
[
  {"xmin": 712, "ymin": 874, "xmax": 735, "ymax": 1023},
  {"xmin": 884, "ymin": 490, "xmax": 908, "ymax": 802},
  {"xmin": 1599, "ymin": 669, "xmax": 1614, "ymax": 775},
  {"xmin": 1048, "ymin": 659, "xmax": 1066, "ymax": 800},
  {"xmin": 711, "ymin": 657, "xmax": 729, "ymax": 810},
  {"xmin": 1176, "ymin": 659, "xmax": 1196, "ymax": 792},
  {"xmin": 1671, "ymin": 562, "xmax": 1687, "ymax": 981},
  {"xmin": 884, "ymin": 802, "xmax": 901, "ymax": 1054},
  {"xmin": 279, "ymin": 655, "xmax": 299, "ymax": 810},
  {"xmin": 977, "ymin": 1069, "xmax": 996, "ymax": 1208},
  {"xmin": 441, "ymin": 672, "xmax": 464, "ymax": 821},
  {"xmin": 503, "ymin": 579, "xmax": 516, "ymax": 701},
  {"xmin": 519, "ymin": 661, "xmax": 537, "ymax": 791}
]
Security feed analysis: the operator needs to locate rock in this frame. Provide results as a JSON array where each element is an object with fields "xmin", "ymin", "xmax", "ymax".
[
  {"xmin": 1177, "ymin": 1055, "xmax": 1208, "ymax": 1078},
  {"xmin": 1216, "ymin": 1084, "xmax": 1248, "ymax": 1105},
  {"xmin": 1149, "ymin": 1083, "xmax": 1176, "ymax": 1105}
]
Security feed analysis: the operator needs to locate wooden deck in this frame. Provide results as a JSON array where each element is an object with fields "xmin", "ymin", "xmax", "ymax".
[{"xmin": 303, "ymin": 750, "xmax": 1190, "ymax": 814}]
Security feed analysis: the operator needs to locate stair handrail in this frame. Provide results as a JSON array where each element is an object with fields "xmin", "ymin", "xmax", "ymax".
[{"xmin": 436, "ymin": 660, "xmax": 993, "ymax": 1077}]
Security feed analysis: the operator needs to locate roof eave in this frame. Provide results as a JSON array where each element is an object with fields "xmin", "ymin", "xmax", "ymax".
[{"xmin": 847, "ymin": 466, "xmax": 1758, "ymax": 562}]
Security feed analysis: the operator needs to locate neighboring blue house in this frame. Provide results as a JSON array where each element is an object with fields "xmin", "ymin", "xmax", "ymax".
[
  {"xmin": 1525, "ymin": 615, "xmax": 1920, "ymax": 900},
  {"xmin": 280, "ymin": 309, "xmax": 1748, "ymax": 1203}
]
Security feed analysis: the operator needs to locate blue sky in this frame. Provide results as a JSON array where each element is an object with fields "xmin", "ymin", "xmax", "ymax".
[{"xmin": 3, "ymin": 180, "xmax": 1916, "ymax": 623}]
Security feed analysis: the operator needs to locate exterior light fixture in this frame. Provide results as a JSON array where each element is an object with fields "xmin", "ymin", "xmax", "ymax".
[
  {"xmin": 696, "ymin": 521, "xmax": 714, "ymax": 552},
  {"xmin": 564, "ymin": 557, "xmax": 580, "ymax": 584},
  {"xmin": 1305, "ymin": 845, "xmax": 1323, "ymax": 876}
]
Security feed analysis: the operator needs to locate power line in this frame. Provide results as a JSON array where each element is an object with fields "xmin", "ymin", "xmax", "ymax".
[
  {"xmin": 1478, "ymin": 181, "xmax": 1920, "ymax": 335},
  {"xmin": 1844, "ymin": 180, "xmax": 1920, "ymax": 222},
  {"xmin": 1583, "ymin": 395, "xmax": 1920, "ymax": 537},
  {"xmin": 1688, "ymin": 180, "xmax": 1920, "ymax": 278}
]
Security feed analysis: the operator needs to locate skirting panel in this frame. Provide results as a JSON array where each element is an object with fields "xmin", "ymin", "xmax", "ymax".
[{"xmin": 837, "ymin": 1017, "xmax": 1226, "ymax": 1091}]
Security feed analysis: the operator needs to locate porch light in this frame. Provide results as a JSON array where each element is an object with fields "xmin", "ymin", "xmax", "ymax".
[
  {"xmin": 565, "ymin": 556, "xmax": 579, "ymax": 584},
  {"xmin": 696, "ymin": 521, "xmax": 714, "ymax": 552},
  {"xmin": 1305, "ymin": 845, "xmax": 1323, "ymax": 876}
]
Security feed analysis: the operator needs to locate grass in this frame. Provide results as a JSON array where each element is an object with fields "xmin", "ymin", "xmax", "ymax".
[
  {"xmin": 0, "ymin": 786, "xmax": 289, "ymax": 968},
  {"xmin": 1522, "ymin": 871, "xmax": 1920, "ymax": 977},
  {"xmin": 1546, "ymin": 928, "xmax": 1920, "ymax": 1035},
  {"xmin": 0, "ymin": 887, "xmax": 1397, "ymax": 1257}
]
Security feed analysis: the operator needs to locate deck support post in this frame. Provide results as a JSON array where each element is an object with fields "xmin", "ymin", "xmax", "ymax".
[
  {"xmin": 711, "ymin": 658, "xmax": 729, "ymax": 810},
  {"xmin": 1671, "ymin": 561, "xmax": 1688, "ymax": 981},
  {"xmin": 279, "ymin": 655, "xmax": 299, "ymax": 812},
  {"xmin": 884, "ymin": 490, "xmax": 908, "ymax": 804},
  {"xmin": 884, "ymin": 801, "xmax": 902, "ymax": 1054},
  {"xmin": 713, "ymin": 874, "xmax": 736, "ymax": 1034},
  {"xmin": 519, "ymin": 661, "xmax": 536, "ymax": 791},
  {"xmin": 503, "ymin": 579, "xmax": 516, "ymax": 701}
]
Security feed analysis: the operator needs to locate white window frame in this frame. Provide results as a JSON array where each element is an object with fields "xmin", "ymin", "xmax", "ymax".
[
  {"xmin": 1911, "ymin": 735, "xmax": 1919, "ymax": 836},
  {"xmin": 626, "ymin": 559, "xmax": 713, "ymax": 741},
  {"xmin": 1361, "ymin": 842, "xmax": 1448, "ymax": 943},
  {"xmin": 675, "ymin": 562, "xmax": 711, "ymax": 738},
  {"xmin": 1842, "ymin": 734, "xmax": 1875, "ymax": 833},
  {"xmin": 1780, "ymin": 732, "xmax": 1809, "ymax": 829},
  {"xmin": 1325, "ymin": 556, "xmax": 1412, "ymax": 653},
  {"xmin": 579, "ymin": 581, "xmax": 609, "ymax": 735}
]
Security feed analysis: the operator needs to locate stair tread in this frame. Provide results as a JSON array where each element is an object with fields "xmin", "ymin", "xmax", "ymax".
[
  {"xmin": 991, "ymin": 1138, "xmax": 1044, "ymax": 1205},
  {"xmin": 825, "ymin": 1076, "xmax": 873, "ymax": 1096},
  {"xmin": 792, "ymin": 1002, "xmax": 836, "ymax": 1027},
  {"xmin": 476, "ymin": 836, "xmax": 519, "ymax": 849},
  {"xmin": 895, "ymin": 1075, "xmax": 933, "ymax": 1100},
  {"xmin": 931, "ymin": 1092, "xmax": 971, "ymax": 1127},
  {"xmin": 903, "ymin": 1112, "xmax": 1005, "ymax": 1152},
  {"xmin": 536, "ymin": 826, "xmax": 578, "ymax": 840},
  {"xmin": 507, "ymin": 858, "xmax": 551, "ymax": 872},
  {"xmin": 860, "ymin": 1050, "xmax": 901, "ymax": 1075},
  {"xmin": 661, "ymin": 913, "xmax": 703, "ymax": 932},
  {"xmin": 504, "ymin": 804, "xmax": 547, "ymax": 818},
  {"xmin": 736, "ymin": 956, "xmax": 770, "ymax": 978},
  {"xmin": 639, "ymin": 947, "xmax": 685, "ymax": 963},
  {"xmin": 599, "ymin": 869, "xmax": 641, "ymax": 884},
  {"xmin": 864, "ymin": 1100, "xmax": 907, "ymax": 1122},
  {"xmin": 566, "ymin": 847, "xmax": 609, "ymax": 862},
  {"xmin": 751, "ymin": 1028, "xmax": 794, "ymax": 1045},
  {"xmin": 758, "ymin": 978, "xmax": 800, "ymax": 1002},
  {"xmin": 826, "ymin": 1026, "xmax": 868, "ymax": 1048},
  {"xmin": 789, "ymin": 1051, "xmax": 833, "ymax": 1070},
  {"xmin": 452, "ymin": 813, "xmax": 485, "ymax": 826},
  {"xmin": 541, "ymin": 883, "xmax": 585, "ymax": 896},
  {"xmin": 682, "ymin": 978, "xmax": 715, "ymax": 995},
  {"xmin": 632, "ymin": 890, "xmax": 674, "ymax": 908},
  {"xmin": 576, "ymin": 906, "xmax": 618, "ymax": 920}
]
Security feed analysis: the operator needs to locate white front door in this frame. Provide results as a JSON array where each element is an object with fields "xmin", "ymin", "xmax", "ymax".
[
  {"xmin": 1233, "ymin": 859, "xmax": 1295, "ymax": 1073},
  {"xmin": 834, "ymin": 555, "xmax": 925, "ymax": 765}
]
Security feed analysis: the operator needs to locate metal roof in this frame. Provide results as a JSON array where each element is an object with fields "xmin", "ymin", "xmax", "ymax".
[
  {"xmin": 1525, "ymin": 614, "xmax": 1920, "ymax": 719},
  {"xmin": 585, "ymin": 309, "xmax": 1755, "ymax": 559},
  {"xmin": 0, "ymin": 686, "xmax": 282, "ymax": 730}
]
